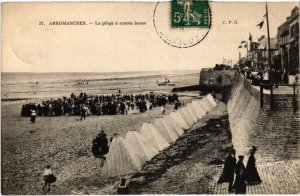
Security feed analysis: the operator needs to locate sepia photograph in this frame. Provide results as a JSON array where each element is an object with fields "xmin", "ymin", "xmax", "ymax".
[{"xmin": 1, "ymin": 1, "xmax": 299, "ymax": 194}]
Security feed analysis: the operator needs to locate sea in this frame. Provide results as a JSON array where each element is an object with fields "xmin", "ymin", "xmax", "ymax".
[{"xmin": 1, "ymin": 70, "xmax": 200, "ymax": 101}]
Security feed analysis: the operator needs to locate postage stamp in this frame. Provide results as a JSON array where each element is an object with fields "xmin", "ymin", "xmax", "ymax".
[
  {"xmin": 171, "ymin": 0, "xmax": 210, "ymax": 28},
  {"xmin": 153, "ymin": 0, "xmax": 211, "ymax": 48}
]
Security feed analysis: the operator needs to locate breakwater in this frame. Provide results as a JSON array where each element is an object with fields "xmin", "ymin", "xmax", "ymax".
[
  {"xmin": 227, "ymin": 76, "xmax": 300, "ymax": 162},
  {"xmin": 199, "ymin": 70, "xmax": 236, "ymax": 87}
]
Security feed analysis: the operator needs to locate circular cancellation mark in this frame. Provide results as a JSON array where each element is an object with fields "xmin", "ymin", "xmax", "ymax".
[{"xmin": 153, "ymin": 1, "xmax": 212, "ymax": 48}]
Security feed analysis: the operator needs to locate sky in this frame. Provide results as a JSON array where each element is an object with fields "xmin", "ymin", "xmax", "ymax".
[{"xmin": 2, "ymin": 2, "xmax": 298, "ymax": 72}]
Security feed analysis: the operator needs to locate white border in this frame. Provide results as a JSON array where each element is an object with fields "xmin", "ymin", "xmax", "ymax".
[{"xmin": 1, "ymin": 0, "xmax": 299, "ymax": 2}]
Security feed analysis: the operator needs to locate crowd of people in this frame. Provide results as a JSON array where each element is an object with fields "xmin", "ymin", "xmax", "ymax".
[
  {"xmin": 217, "ymin": 146, "xmax": 261, "ymax": 194},
  {"xmin": 21, "ymin": 92, "xmax": 180, "ymax": 118},
  {"xmin": 239, "ymin": 67, "xmax": 289, "ymax": 87}
]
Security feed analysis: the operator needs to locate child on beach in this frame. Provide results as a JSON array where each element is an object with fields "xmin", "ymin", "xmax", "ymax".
[
  {"xmin": 42, "ymin": 165, "xmax": 56, "ymax": 192},
  {"xmin": 30, "ymin": 110, "xmax": 36, "ymax": 123},
  {"xmin": 161, "ymin": 105, "xmax": 166, "ymax": 114}
]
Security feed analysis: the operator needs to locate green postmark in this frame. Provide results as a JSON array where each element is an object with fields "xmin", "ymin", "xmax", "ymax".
[{"xmin": 171, "ymin": 0, "xmax": 210, "ymax": 28}]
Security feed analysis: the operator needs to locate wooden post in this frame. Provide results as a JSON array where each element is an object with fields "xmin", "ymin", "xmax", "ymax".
[
  {"xmin": 260, "ymin": 83, "xmax": 264, "ymax": 109},
  {"xmin": 293, "ymin": 83, "xmax": 296, "ymax": 113},
  {"xmin": 266, "ymin": 3, "xmax": 273, "ymax": 110}
]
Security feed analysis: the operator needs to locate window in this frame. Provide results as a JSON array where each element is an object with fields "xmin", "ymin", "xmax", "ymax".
[
  {"xmin": 294, "ymin": 23, "xmax": 299, "ymax": 36},
  {"xmin": 290, "ymin": 25, "xmax": 295, "ymax": 37},
  {"xmin": 290, "ymin": 23, "xmax": 299, "ymax": 38}
]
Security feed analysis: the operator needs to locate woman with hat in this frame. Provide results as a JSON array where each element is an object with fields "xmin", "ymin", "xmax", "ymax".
[
  {"xmin": 217, "ymin": 148, "xmax": 236, "ymax": 193},
  {"xmin": 233, "ymin": 155, "xmax": 247, "ymax": 194},
  {"xmin": 245, "ymin": 146, "xmax": 262, "ymax": 185}
]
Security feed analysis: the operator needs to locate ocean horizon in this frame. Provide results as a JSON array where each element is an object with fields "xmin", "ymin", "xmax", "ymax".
[
  {"xmin": 1, "ymin": 70, "xmax": 200, "ymax": 100},
  {"xmin": 1, "ymin": 70, "xmax": 200, "ymax": 84}
]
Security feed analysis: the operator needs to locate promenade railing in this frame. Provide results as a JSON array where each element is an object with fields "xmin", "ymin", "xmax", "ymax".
[{"xmin": 260, "ymin": 83, "xmax": 300, "ymax": 112}]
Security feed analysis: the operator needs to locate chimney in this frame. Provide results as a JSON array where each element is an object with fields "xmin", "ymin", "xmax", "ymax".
[
  {"xmin": 258, "ymin": 35, "xmax": 265, "ymax": 42},
  {"xmin": 292, "ymin": 7, "xmax": 299, "ymax": 16}
]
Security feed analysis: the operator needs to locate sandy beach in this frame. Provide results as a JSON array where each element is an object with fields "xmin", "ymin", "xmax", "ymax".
[
  {"xmin": 1, "ymin": 71, "xmax": 213, "ymax": 194},
  {"xmin": 3, "ymin": 2, "xmax": 299, "ymax": 194}
]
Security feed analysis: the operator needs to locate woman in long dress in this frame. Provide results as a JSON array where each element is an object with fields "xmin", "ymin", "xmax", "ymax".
[
  {"xmin": 217, "ymin": 149, "xmax": 236, "ymax": 193},
  {"xmin": 245, "ymin": 146, "xmax": 262, "ymax": 185},
  {"xmin": 233, "ymin": 155, "xmax": 247, "ymax": 194}
]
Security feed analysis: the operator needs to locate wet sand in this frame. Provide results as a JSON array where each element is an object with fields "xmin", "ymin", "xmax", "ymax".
[{"xmin": 1, "ymin": 72, "xmax": 205, "ymax": 194}]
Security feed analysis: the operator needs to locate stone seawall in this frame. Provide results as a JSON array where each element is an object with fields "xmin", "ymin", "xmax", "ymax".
[
  {"xmin": 199, "ymin": 70, "xmax": 236, "ymax": 87},
  {"xmin": 227, "ymin": 76, "xmax": 300, "ymax": 162}
]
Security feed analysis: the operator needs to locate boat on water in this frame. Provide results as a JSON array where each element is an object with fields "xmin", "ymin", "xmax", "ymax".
[{"xmin": 156, "ymin": 76, "xmax": 176, "ymax": 86}]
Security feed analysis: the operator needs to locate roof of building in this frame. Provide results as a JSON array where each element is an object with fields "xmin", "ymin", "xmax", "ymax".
[
  {"xmin": 257, "ymin": 37, "xmax": 277, "ymax": 50},
  {"xmin": 290, "ymin": 6, "xmax": 299, "ymax": 21},
  {"xmin": 277, "ymin": 7, "xmax": 298, "ymax": 32}
]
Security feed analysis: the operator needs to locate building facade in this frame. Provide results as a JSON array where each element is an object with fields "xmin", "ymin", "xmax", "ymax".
[
  {"xmin": 247, "ymin": 35, "xmax": 277, "ymax": 70},
  {"xmin": 276, "ymin": 6, "xmax": 299, "ymax": 76}
]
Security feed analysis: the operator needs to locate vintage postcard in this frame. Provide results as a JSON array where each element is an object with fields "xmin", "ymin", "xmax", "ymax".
[{"xmin": 1, "ymin": 1, "xmax": 299, "ymax": 195}]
